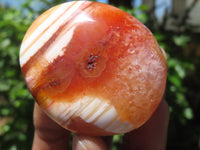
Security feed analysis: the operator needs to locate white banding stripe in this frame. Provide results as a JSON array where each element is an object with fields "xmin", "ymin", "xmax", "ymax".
[
  {"xmin": 20, "ymin": 1, "xmax": 85, "ymax": 66},
  {"xmin": 47, "ymin": 102, "xmax": 66, "ymax": 118},
  {"xmin": 43, "ymin": 26, "xmax": 76, "ymax": 63},
  {"xmin": 24, "ymin": 26, "xmax": 76, "ymax": 91},
  {"xmin": 57, "ymin": 103, "xmax": 71, "ymax": 121},
  {"xmin": 43, "ymin": 14, "xmax": 94, "ymax": 63},
  {"xmin": 45, "ymin": 96, "xmax": 134, "ymax": 134},
  {"xmin": 94, "ymin": 106, "xmax": 117, "ymax": 129},
  {"xmin": 105, "ymin": 118, "xmax": 121, "ymax": 132},
  {"xmin": 20, "ymin": 3, "xmax": 68, "ymax": 54},
  {"xmin": 62, "ymin": 104, "xmax": 82, "ymax": 123},
  {"xmin": 86, "ymin": 102, "xmax": 109, "ymax": 123},
  {"xmin": 63, "ymin": 99, "xmax": 95, "ymax": 124},
  {"xmin": 80, "ymin": 98, "xmax": 102, "ymax": 120},
  {"xmin": 112, "ymin": 121, "xmax": 133, "ymax": 133}
]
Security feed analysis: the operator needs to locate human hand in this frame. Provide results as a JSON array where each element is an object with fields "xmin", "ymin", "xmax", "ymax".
[{"xmin": 32, "ymin": 99, "xmax": 169, "ymax": 150}]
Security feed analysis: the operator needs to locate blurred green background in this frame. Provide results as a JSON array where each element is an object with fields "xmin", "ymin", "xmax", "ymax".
[{"xmin": 0, "ymin": 0, "xmax": 199, "ymax": 149}]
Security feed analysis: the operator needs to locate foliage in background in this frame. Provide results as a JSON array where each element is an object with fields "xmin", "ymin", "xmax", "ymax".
[
  {"xmin": 0, "ymin": 0, "xmax": 199, "ymax": 150},
  {"xmin": 0, "ymin": 5, "xmax": 35, "ymax": 150}
]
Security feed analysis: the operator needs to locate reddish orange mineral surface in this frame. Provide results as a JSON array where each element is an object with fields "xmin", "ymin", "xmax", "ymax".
[{"xmin": 20, "ymin": 1, "xmax": 167, "ymax": 135}]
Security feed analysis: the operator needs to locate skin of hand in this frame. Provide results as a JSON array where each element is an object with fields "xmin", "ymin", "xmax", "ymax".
[{"xmin": 32, "ymin": 99, "xmax": 169, "ymax": 150}]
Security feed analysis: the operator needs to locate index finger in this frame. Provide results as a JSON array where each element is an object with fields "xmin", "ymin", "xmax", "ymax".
[{"xmin": 32, "ymin": 103, "xmax": 71, "ymax": 150}]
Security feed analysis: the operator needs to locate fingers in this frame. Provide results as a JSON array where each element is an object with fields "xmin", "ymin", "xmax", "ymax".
[
  {"xmin": 33, "ymin": 103, "xmax": 112, "ymax": 150},
  {"xmin": 32, "ymin": 99, "xmax": 169, "ymax": 150},
  {"xmin": 121, "ymin": 100, "xmax": 170, "ymax": 150},
  {"xmin": 72, "ymin": 134, "xmax": 112, "ymax": 150},
  {"xmin": 32, "ymin": 103, "xmax": 71, "ymax": 150}
]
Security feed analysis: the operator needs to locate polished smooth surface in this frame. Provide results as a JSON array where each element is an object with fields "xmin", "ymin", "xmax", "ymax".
[{"xmin": 20, "ymin": 1, "xmax": 167, "ymax": 135}]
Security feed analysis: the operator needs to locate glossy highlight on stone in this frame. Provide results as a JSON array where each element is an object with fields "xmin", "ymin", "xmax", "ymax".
[{"xmin": 19, "ymin": 1, "xmax": 167, "ymax": 136}]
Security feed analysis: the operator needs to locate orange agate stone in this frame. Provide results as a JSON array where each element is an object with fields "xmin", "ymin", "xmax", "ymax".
[{"xmin": 20, "ymin": 1, "xmax": 167, "ymax": 136}]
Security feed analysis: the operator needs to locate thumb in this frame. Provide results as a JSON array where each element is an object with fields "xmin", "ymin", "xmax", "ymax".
[{"xmin": 72, "ymin": 134, "xmax": 109, "ymax": 150}]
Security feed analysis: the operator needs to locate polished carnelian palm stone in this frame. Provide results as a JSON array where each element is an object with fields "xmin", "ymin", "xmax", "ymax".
[{"xmin": 20, "ymin": 1, "xmax": 167, "ymax": 135}]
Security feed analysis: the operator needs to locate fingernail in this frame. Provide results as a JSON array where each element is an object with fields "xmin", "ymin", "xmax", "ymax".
[
  {"xmin": 73, "ymin": 134, "xmax": 108, "ymax": 150},
  {"xmin": 73, "ymin": 134, "xmax": 87, "ymax": 150}
]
